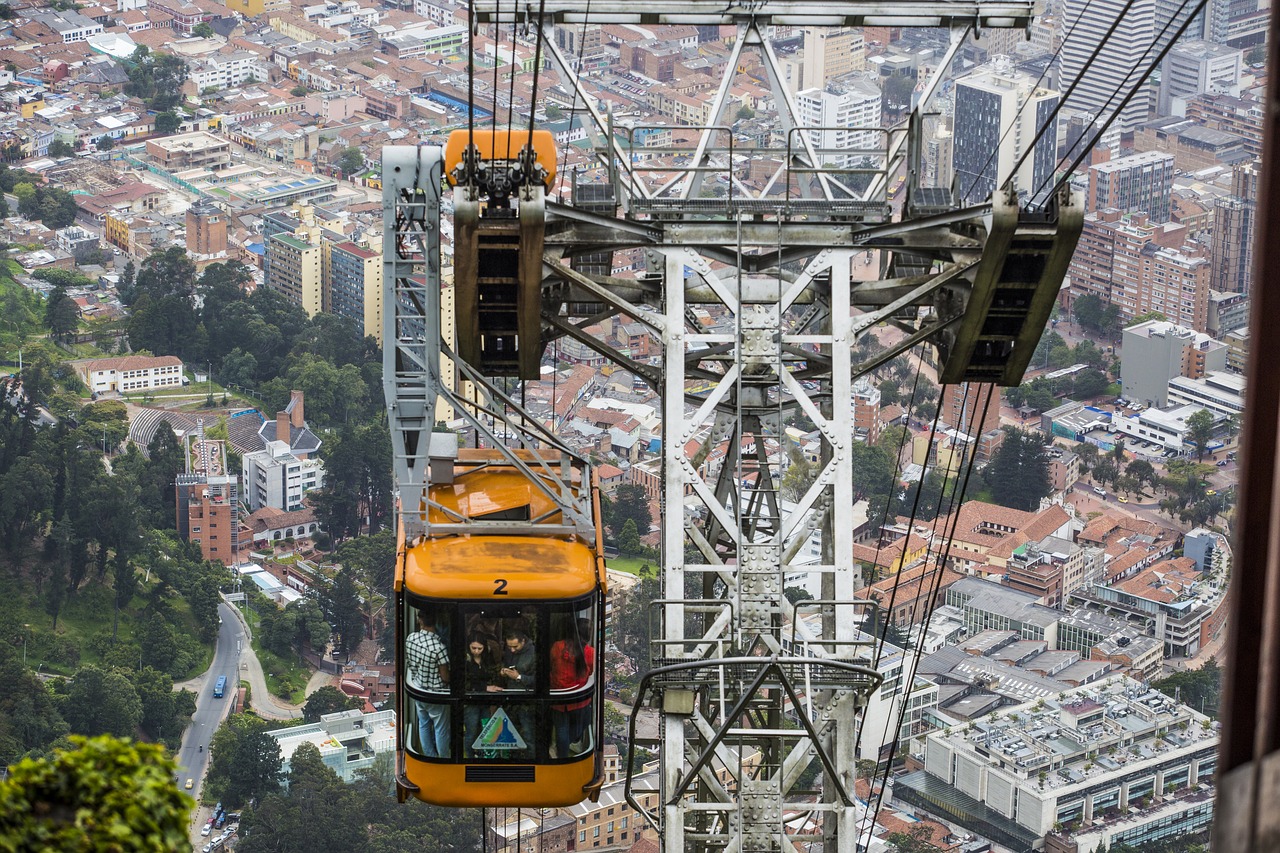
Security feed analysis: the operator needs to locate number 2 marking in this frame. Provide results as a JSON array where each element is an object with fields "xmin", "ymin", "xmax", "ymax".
[{"xmin": 493, "ymin": 578, "xmax": 509, "ymax": 595}]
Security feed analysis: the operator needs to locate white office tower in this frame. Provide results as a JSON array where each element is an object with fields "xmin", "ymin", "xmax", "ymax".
[
  {"xmin": 1060, "ymin": 0, "xmax": 1156, "ymax": 135},
  {"xmin": 1157, "ymin": 40, "xmax": 1243, "ymax": 115},
  {"xmin": 952, "ymin": 57, "xmax": 1060, "ymax": 204},
  {"xmin": 795, "ymin": 79, "xmax": 883, "ymax": 170}
]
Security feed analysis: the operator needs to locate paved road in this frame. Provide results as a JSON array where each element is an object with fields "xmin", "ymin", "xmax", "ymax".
[
  {"xmin": 175, "ymin": 601, "xmax": 245, "ymax": 796},
  {"xmin": 219, "ymin": 597, "xmax": 306, "ymax": 722}
]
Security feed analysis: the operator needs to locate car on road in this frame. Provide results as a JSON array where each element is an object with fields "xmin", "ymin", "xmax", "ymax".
[
  {"xmin": 1207, "ymin": 489, "xmax": 1218, "ymax": 496},
  {"xmin": 185, "ymin": 779, "xmax": 194, "ymax": 790},
  {"xmin": 1118, "ymin": 496, "xmax": 1128, "ymax": 503},
  {"xmin": 1217, "ymin": 459, "xmax": 1228, "ymax": 467},
  {"xmin": 201, "ymin": 825, "xmax": 212, "ymax": 837},
  {"xmin": 1093, "ymin": 486, "xmax": 1106, "ymax": 496}
]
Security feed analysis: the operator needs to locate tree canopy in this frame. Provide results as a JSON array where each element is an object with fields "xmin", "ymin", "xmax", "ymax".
[
  {"xmin": 124, "ymin": 47, "xmax": 188, "ymax": 112},
  {"xmin": 984, "ymin": 427, "xmax": 1052, "ymax": 511},
  {"xmin": 0, "ymin": 735, "xmax": 193, "ymax": 852}
]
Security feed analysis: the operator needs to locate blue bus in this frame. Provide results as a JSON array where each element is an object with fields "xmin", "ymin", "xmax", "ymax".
[{"xmin": 213, "ymin": 675, "xmax": 227, "ymax": 698}]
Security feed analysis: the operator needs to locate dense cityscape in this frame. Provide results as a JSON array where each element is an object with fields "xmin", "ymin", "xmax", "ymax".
[{"xmin": 0, "ymin": 0, "xmax": 1265, "ymax": 850}]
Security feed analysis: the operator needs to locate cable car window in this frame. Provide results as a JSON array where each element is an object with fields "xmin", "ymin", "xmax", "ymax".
[
  {"xmin": 549, "ymin": 602, "xmax": 596, "ymax": 760},
  {"xmin": 460, "ymin": 605, "xmax": 540, "ymax": 759},
  {"xmin": 404, "ymin": 604, "xmax": 452, "ymax": 758}
]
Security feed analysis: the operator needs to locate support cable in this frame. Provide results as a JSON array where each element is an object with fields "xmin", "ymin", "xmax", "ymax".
[
  {"xmin": 526, "ymin": 0, "xmax": 546, "ymax": 145},
  {"xmin": 960, "ymin": 0, "xmax": 1103, "ymax": 200},
  {"xmin": 850, "ymin": 367, "xmax": 946, "ymax": 769},
  {"xmin": 862, "ymin": 384, "xmax": 995, "ymax": 847},
  {"xmin": 857, "ymin": 380, "xmax": 978, "ymax": 812},
  {"xmin": 992, "ymin": 0, "xmax": 1141, "ymax": 197},
  {"xmin": 1030, "ymin": 0, "xmax": 1209, "ymax": 205},
  {"xmin": 859, "ymin": 347, "xmax": 928, "ymax": 607},
  {"xmin": 555, "ymin": 0, "xmax": 592, "ymax": 201}
]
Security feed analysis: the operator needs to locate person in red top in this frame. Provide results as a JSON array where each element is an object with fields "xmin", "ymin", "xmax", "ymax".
[{"xmin": 550, "ymin": 618, "xmax": 594, "ymax": 759}]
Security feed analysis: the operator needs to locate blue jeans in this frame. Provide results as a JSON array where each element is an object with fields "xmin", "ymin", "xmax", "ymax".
[
  {"xmin": 553, "ymin": 705, "xmax": 591, "ymax": 758},
  {"xmin": 415, "ymin": 701, "xmax": 451, "ymax": 758}
]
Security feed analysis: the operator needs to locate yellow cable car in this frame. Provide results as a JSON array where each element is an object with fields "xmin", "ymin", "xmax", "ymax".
[{"xmin": 394, "ymin": 448, "xmax": 608, "ymax": 808}]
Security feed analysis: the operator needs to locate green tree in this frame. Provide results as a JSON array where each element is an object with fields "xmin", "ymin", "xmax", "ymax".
[
  {"xmin": 47, "ymin": 140, "xmax": 75, "ymax": 157},
  {"xmin": 617, "ymin": 518, "xmax": 643, "ymax": 557},
  {"xmin": 607, "ymin": 483, "xmax": 652, "ymax": 544},
  {"xmin": 781, "ymin": 442, "xmax": 816, "ymax": 501},
  {"xmin": 291, "ymin": 85, "xmax": 308, "ymax": 97},
  {"xmin": 0, "ymin": 735, "xmax": 192, "ymax": 851},
  {"xmin": 124, "ymin": 48, "xmax": 187, "ymax": 112},
  {"xmin": 320, "ymin": 568, "xmax": 364, "ymax": 656},
  {"xmin": 338, "ymin": 146, "xmax": 365, "ymax": 176},
  {"xmin": 1152, "ymin": 658, "xmax": 1220, "ymax": 718},
  {"xmin": 206, "ymin": 714, "xmax": 284, "ymax": 808},
  {"xmin": 1186, "ymin": 408, "xmax": 1215, "ymax": 461},
  {"xmin": 43, "ymin": 285, "xmax": 80, "ymax": 343},
  {"xmin": 95, "ymin": 135, "xmax": 115, "ymax": 151},
  {"xmin": 984, "ymin": 426, "xmax": 1052, "ymax": 511},
  {"xmin": 60, "ymin": 665, "xmax": 143, "ymax": 738},
  {"xmin": 192, "ymin": 21, "xmax": 213, "ymax": 37},
  {"xmin": 153, "ymin": 111, "xmax": 182, "ymax": 134},
  {"xmin": 1127, "ymin": 310, "xmax": 1166, "ymax": 327},
  {"xmin": 302, "ymin": 685, "xmax": 361, "ymax": 722},
  {"xmin": 884, "ymin": 823, "xmax": 939, "ymax": 852}
]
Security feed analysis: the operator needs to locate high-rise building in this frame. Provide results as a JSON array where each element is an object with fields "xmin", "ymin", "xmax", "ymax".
[
  {"xmin": 328, "ymin": 240, "xmax": 383, "ymax": 344},
  {"xmin": 952, "ymin": 57, "xmax": 1059, "ymax": 204},
  {"xmin": 799, "ymin": 26, "xmax": 864, "ymax": 91},
  {"xmin": 186, "ymin": 200, "xmax": 227, "ymax": 257},
  {"xmin": 851, "ymin": 377, "xmax": 882, "ymax": 444},
  {"xmin": 1157, "ymin": 39, "xmax": 1242, "ymax": 115},
  {"xmin": 1121, "ymin": 319, "xmax": 1226, "ymax": 407},
  {"xmin": 941, "ymin": 382, "xmax": 1001, "ymax": 437},
  {"xmin": 1060, "ymin": 0, "xmax": 1156, "ymax": 134},
  {"xmin": 1069, "ymin": 210, "xmax": 1211, "ymax": 332},
  {"xmin": 795, "ymin": 80, "xmax": 882, "ymax": 169},
  {"xmin": 175, "ymin": 431, "xmax": 239, "ymax": 565},
  {"xmin": 1086, "ymin": 150, "xmax": 1175, "ymax": 222},
  {"xmin": 266, "ymin": 232, "xmax": 324, "ymax": 317},
  {"xmin": 1210, "ymin": 159, "xmax": 1259, "ymax": 294}
]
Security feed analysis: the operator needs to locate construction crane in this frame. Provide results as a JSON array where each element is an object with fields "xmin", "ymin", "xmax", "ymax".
[{"xmin": 383, "ymin": 2, "xmax": 1080, "ymax": 849}]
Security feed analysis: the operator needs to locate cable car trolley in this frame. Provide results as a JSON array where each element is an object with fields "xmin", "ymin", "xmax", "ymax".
[{"xmin": 393, "ymin": 436, "xmax": 609, "ymax": 808}]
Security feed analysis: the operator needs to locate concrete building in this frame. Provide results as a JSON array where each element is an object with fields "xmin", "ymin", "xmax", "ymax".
[
  {"xmin": 1120, "ymin": 320, "xmax": 1225, "ymax": 407},
  {"xmin": 187, "ymin": 51, "xmax": 272, "ymax": 92},
  {"xmin": 794, "ymin": 79, "xmax": 882, "ymax": 170},
  {"xmin": 176, "ymin": 471, "xmax": 239, "ymax": 564},
  {"xmin": 1086, "ymin": 150, "xmax": 1175, "ymax": 222},
  {"xmin": 1206, "ymin": 290, "xmax": 1250, "ymax": 338},
  {"xmin": 1070, "ymin": 213, "xmax": 1211, "ymax": 332},
  {"xmin": 898, "ymin": 676, "xmax": 1217, "ymax": 852},
  {"xmin": 944, "ymin": 577, "xmax": 1062, "ymax": 646},
  {"xmin": 952, "ymin": 56, "xmax": 1060, "ymax": 204},
  {"xmin": 186, "ymin": 200, "xmax": 227, "ymax": 257},
  {"xmin": 1157, "ymin": 39, "xmax": 1242, "ymax": 115},
  {"xmin": 242, "ymin": 439, "xmax": 326, "ymax": 512},
  {"xmin": 1060, "ymin": 0, "xmax": 1155, "ymax": 134},
  {"xmin": 80, "ymin": 354, "xmax": 184, "ymax": 394},
  {"xmin": 1167, "ymin": 370, "xmax": 1244, "ymax": 421},
  {"xmin": 799, "ymin": 26, "xmax": 864, "ymax": 91},
  {"xmin": 327, "ymin": 240, "xmax": 383, "ymax": 344},
  {"xmin": 1111, "ymin": 404, "xmax": 1202, "ymax": 454},
  {"xmin": 1209, "ymin": 159, "xmax": 1259, "ymax": 295},
  {"xmin": 267, "ymin": 709, "xmax": 396, "ymax": 783},
  {"xmin": 941, "ymin": 382, "xmax": 1002, "ymax": 436},
  {"xmin": 851, "ymin": 376, "xmax": 882, "ymax": 443},
  {"xmin": 145, "ymin": 132, "xmax": 231, "ymax": 171},
  {"xmin": 266, "ymin": 232, "xmax": 324, "ymax": 317}
]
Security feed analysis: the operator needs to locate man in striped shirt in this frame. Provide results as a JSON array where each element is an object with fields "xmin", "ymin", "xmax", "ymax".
[{"xmin": 406, "ymin": 611, "xmax": 451, "ymax": 757}]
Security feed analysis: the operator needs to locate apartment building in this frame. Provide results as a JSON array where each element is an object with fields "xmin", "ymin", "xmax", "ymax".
[
  {"xmin": 795, "ymin": 79, "xmax": 883, "ymax": 170},
  {"xmin": 1086, "ymin": 151, "xmax": 1175, "ymax": 222},
  {"xmin": 266, "ymin": 232, "xmax": 324, "ymax": 317},
  {"xmin": 1120, "ymin": 320, "xmax": 1226, "ymax": 407},
  {"xmin": 952, "ymin": 57, "xmax": 1059, "ymax": 203},
  {"xmin": 328, "ymin": 240, "xmax": 383, "ymax": 344}
]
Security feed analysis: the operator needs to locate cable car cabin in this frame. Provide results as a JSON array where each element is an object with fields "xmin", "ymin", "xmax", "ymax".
[
  {"xmin": 395, "ymin": 448, "xmax": 608, "ymax": 808},
  {"xmin": 446, "ymin": 128, "xmax": 557, "ymax": 380}
]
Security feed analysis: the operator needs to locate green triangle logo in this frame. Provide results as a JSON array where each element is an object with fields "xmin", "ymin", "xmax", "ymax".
[{"xmin": 472, "ymin": 708, "xmax": 528, "ymax": 751}]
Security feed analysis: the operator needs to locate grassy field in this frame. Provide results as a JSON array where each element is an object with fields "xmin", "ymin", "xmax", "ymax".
[
  {"xmin": 605, "ymin": 555, "xmax": 658, "ymax": 576},
  {"xmin": 243, "ymin": 604, "xmax": 310, "ymax": 704}
]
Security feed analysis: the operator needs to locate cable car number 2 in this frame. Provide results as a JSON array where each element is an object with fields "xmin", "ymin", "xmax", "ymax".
[{"xmin": 493, "ymin": 578, "xmax": 509, "ymax": 595}]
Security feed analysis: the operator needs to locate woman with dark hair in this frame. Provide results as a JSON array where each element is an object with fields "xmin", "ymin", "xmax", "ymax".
[
  {"xmin": 463, "ymin": 634, "xmax": 498, "ymax": 757},
  {"xmin": 549, "ymin": 617, "xmax": 594, "ymax": 759}
]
